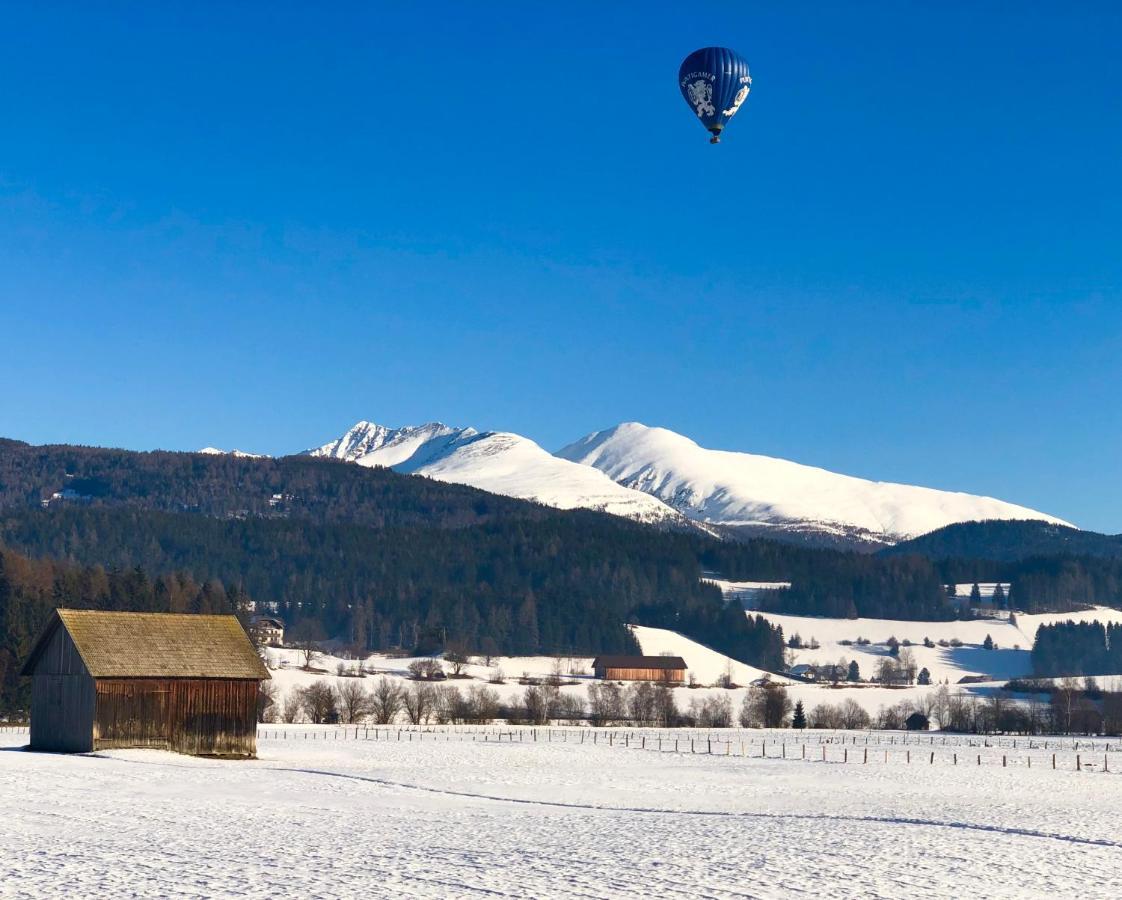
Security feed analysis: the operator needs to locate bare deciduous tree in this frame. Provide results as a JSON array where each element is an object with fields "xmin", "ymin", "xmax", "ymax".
[
  {"xmin": 403, "ymin": 681, "xmax": 437, "ymax": 724},
  {"xmin": 626, "ymin": 682, "xmax": 656, "ymax": 725},
  {"xmin": 743, "ymin": 683, "xmax": 792, "ymax": 727},
  {"xmin": 257, "ymin": 681, "xmax": 279, "ymax": 723},
  {"xmin": 408, "ymin": 658, "xmax": 444, "ymax": 681},
  {"xmin": 689, "ymin": 694, "xmax": 732, "ymax": 728},
  {"xmin": 299, "ymin": 680, "xmax": 337, "ymax": 724},
  {"xmin": 587, "ymin": 682, "xmax": 625, "ymax": 726},
  {"xmin": 287, "ymin": 619, "xmax": 327, "ymax": 670},
  {"xmin": 335, "ymin": 680, "xmax": 372, "ymax": 724},
  {"xmin": 554, "ymin": 692, "xmax": 586, "ymax": 725},
  {"xmin": 653, "ymin": 684, "xmax": 680, "ymax": 727},
  {"xmin": 281, "ymin": 691, "xmax": 303, "ymax": 724},
  {"xmin": 444, "ymin": 643, "xmax": 469, "ymax": 677},
  {"xmin": 370, "ymin": 677, "xmax": 404, "ymax": 725}
]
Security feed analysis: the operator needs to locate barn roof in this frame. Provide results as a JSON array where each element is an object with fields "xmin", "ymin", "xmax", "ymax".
[
  {"xmin": 20, "ymin": 609, "xmax": 270, "ymax": 680},
  {"xmin": 591, "ymin": 655, "xmax": 687, "ymax": 670}
]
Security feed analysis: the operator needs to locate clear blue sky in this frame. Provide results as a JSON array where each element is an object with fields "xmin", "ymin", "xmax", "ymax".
[{"xmin": 1, "ymin": 3, "xmax": 1120, "ymax": 531}]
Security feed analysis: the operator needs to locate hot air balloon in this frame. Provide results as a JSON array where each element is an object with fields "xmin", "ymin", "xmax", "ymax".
[{"xmin": 678, "ymin": 47, "xmax": 752, "ymax": 143}]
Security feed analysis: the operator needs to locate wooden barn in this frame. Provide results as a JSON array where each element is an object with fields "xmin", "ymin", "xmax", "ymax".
[
  {"xmin": 20, "ymin": 609, "xmax": 269, "ymax": 758},
  {"xmin": 591, "ymin": 655, "xmax": 688, "ymax": 683}
]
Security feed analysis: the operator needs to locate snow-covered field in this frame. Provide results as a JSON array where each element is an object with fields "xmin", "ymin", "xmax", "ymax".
[{"xmin": 2, "ymin": 726, "xmax": 1121, "ymax": 898}]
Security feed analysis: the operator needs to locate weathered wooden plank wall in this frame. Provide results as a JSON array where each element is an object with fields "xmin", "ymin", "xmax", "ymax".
[
  {"xmin": 598, "ymin": 667, "xmax": 685, "ymax": 683},
  {"xmin": 28, "ymin": 626, "xmax": 95, "ymax": 752},
  {"xmin": 92, "ymin": 679, "xmax": 258, "ymax": 757}
]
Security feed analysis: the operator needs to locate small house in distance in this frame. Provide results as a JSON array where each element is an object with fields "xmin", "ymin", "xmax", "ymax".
[
  {"xmin": 249, "ymin": 615, "xmax": 285, "ymax": 647},
  {"xmin": 591, "ymin": 655, "xmax": 687, "ymax": 683},
  {"xmin": 20, "ymin": 609, "xmax": 269, "ymax": 757}
]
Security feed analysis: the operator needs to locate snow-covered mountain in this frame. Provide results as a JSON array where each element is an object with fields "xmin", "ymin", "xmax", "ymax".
[
  {"xmin": 197, "ymin": 447, "xmax": 267, "ymax": 459},
  {"xmin": 305, "ymin": 421, "xmax": 687, "ymax": 526},
  {"xmin": 556, "ymin": 422, "xmax": 1072, "ymax": 546}
]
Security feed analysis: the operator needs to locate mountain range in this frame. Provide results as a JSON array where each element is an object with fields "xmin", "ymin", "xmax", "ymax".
[{"xmin": 297, "ymin": 420, "xmax": 1070, "ymax": 548}]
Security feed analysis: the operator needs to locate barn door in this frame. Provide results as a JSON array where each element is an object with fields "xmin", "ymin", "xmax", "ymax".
[{"xmin": 95, "ymin": 681, "xmax": 170, "ymax": 749}]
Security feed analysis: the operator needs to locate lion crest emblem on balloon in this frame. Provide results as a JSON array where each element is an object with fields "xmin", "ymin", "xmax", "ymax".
[{"xmin": 686, "ymin": 79, "xmax": 715, "ymax": 118}]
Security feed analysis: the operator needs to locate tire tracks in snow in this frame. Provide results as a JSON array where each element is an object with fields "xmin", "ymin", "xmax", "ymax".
[{"xmin": 277, "ymin": 766, "xmax": 1122, "ymax": 850}]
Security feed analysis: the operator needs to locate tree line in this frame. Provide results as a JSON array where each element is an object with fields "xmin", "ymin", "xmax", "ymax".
[
  {"xmin": 1032, "ymin": 620, "xmax": 1122, "ymax": 677},
  {"xmin": 0, "ymin": 546, "xmax": 248, "ymax": 717}
]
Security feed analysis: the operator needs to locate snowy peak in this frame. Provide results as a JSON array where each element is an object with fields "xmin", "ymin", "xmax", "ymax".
[
  {"xmin": 557, "ymin": 422, "xmax": 1072, "ymax": 545},
  {"xmin": 307, "ymin": 421, "xmax": 472, "ymax": 468},
  {"xmin": 197, "ymin": 447, "xmax": 267, "ymax": 458},
  {"xmin": 305, "ymin": 421, "xmax": 687, "ymax": 527}
]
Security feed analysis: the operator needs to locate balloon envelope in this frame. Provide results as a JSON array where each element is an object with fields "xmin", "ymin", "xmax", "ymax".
[{"xmin": 678, "ymin": 47, "xmax": 752, "ymax": 142}]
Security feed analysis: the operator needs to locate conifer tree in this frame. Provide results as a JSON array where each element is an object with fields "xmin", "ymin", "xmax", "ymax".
[
  {"xmin": 792, "ymin": 700, "xmax": 807, "ymax": 729},
  {"xmin": 847, "ymin": 660, "xmax": 860, "ymax": 682},
  {"xmin": 917, "ymin": 667, "xmax": 931, "ymax": 685}
]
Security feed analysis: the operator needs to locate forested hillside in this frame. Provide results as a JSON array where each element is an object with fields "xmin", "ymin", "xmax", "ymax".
[
  {"xmin": 0, "ymin": 503, "xmax": 783, "ymax": 667},
  {"xmin": 0, "ymin": 442, "xmax": 788, "ymax": 690},
  {"xmin": 1, "ymin": 439, "xmax": 1118, "ymax": 676},
  {"xmin": 884, "ymin": 520, "xmax": 1122, "ymax": 562},
  {"xmin": 0, "ymin": 546, "xmax": 245, "ymax": 717},
  {"xmin": 0, "ymin": 438, "xmax": 541, "ymax": 528},
  {"xmin": 882, "ymin": 521, "xmax": 1122, "ymax": 614}
]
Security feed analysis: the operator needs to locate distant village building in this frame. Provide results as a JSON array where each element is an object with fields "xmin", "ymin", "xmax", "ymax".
[
  {"xmin": 591, "ymin": 655, "xmax": 687, "ymax": 683},
  {"xmin": 20, "ymin": 609, "xmax": 269, "ymax": 757},
  {"xmin": 249, "ymin": 615, "xmax": 285, "ymax": 647}
]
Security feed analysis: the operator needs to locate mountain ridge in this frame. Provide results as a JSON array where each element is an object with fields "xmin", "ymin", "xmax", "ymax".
[
  {"xmin": 303, "ymin": 420, "xmax": 692, "ymax": 529},
  {"xmin": 557, "ymin": 422, "xmax": 1070, "ymax": 546},
  {"xmin": 206, "ymin": 417, "xmax": 1073, "ymax": 548}
]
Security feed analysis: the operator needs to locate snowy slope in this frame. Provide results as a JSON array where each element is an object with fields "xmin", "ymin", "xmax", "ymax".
[
  {"xmin": 557, "ymin": 423, "xmax": 1071, "ymax": 545},
  {"xmin": 197, "ymin": 447, "xmax": 267, "ymax": 458},
  {"xmin": 305, "ymin": 421, "xmax": 686, "ymax": 525},
  {"xmin": 628, "ymin": 624, "xmax": 792, "ymax": 685},
  {"xmin": 751, "ymin": 606, "xmax": 1122, "ymax": 686}
]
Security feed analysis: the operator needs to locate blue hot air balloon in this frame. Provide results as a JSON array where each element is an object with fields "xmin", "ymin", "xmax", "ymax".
[{"xmin": 678, "ymin": 47, "xmax": 752, "ymax": 143}]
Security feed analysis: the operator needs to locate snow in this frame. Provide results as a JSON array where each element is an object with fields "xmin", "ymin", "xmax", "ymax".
[
  {"xmin": 704, "ymin": 577, "xmax": 791, "ymax": 609},
  {"xmin": 305, "ymin": 420, "xmax": 686, "ymax": 525},
  {"xmin": 752, "ymin": 607, "xmax": 1122, "ymax": 686},
  {"xmin": 3, "ymin": 725, "xmax": 1122, "ymax": 898},
  {"xmin": 953, "ymin": 582, "xmax": 1011, "ymax": 599},
  {"xmin": 556, "ymin": 422, "xmax": 1072, "ymax": 543},
  {"xmin": 629, "ymin": 624, "xmax": 793, "ymax": 685},
  {"xmin": 195, "ymin": 447, "xmax": 266, "ymax": 458}
]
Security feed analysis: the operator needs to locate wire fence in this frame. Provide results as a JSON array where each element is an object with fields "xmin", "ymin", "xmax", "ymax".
[{"xmin": 254, "ymin": 724, "xmax": 1122, "ymax": 773}]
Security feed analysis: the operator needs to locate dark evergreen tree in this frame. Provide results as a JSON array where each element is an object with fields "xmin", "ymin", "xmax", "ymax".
[
  {"xmin": 792, "ymin": 700, "xmax": 807, "ymax": 729},
  {"xmin": 917, "ymin": 667, "xmax": 931, "ymax": 685},
  {"xmin": 983, "ymin": 634, "xmax": 994, "ymax": 650},
  {"xmin": 847, "ymin": 660, "xmax": 860, "ymax": 682}
]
